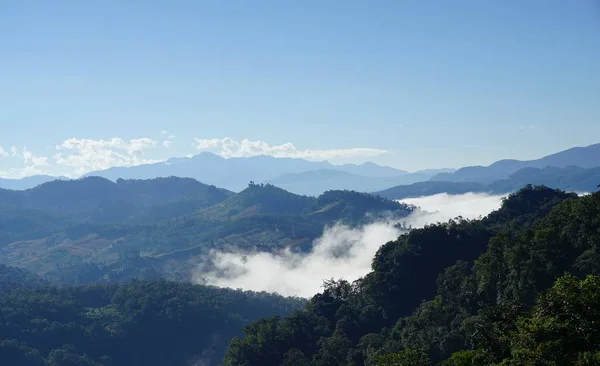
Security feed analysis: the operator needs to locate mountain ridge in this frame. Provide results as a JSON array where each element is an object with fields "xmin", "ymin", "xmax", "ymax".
[
  {"xmin": 430, "ymin": 143, "xmax": 600, "ymax": 183},
  {"xmin": 266, "ymin": 169, "xmax": 433, "ymax": 196},
  {"xmin": 82, "ymin": 153, "xmax": 411, "ymax": 191},
  {"xmin": 378, "ymin": 165, "xmax": 600, "ymax": 199},
  {"xmin": 2, "ymin": 142, "xmax": 599, "ymax": 195}
]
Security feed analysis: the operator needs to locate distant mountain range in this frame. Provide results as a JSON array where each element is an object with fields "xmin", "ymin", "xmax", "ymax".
[
  {"xmin": 1, "ymin": 142, "xmax": 599, "ymax": 195},
  {"xmin": 0, "ymin": 153, "xmax": 452, "ymax": 192},
  {"xmin": 430, "ymin": 143, "xmax": 600, "ymax": 184},
  {"xmin": 80, "ymin": 153, "xmax": 420, "ymax": 192},
  {"xmin": 0, "ymin": 175, "xmax": 68, "ymax": 190},
  {"xmin": 265, "ymin": 169, "xmax": 433, "ymax": 196},
  {"xmin": 377, "ymin": 165, "xmax": 600, "ymax": 199}
]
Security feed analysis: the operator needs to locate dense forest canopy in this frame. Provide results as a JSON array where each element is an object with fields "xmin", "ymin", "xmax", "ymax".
[
  {"xmin": 0, "ymin": 271, "xmax": 304, "ymax": 366},
  {"xmin": 225, "ymin": 185, "xmax": 600, "ymax": 365}
]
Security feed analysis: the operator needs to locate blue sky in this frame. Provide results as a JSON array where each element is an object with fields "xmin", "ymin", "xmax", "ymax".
[{"xmin": 1, "ymin": 1, "xmax": 599, "ymax": 177}]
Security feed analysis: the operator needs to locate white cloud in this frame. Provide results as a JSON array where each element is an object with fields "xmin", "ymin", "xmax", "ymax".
[
  {"xmin": 193, "ymin": 137, "xmax": 387, "ymax": 161},
  {"xmin": 23, "ymin": 150, "xmax": 49, "ymax": 168},
  {"xmin": 128, "ymin": 138, "xmax": 157, "ymax": 152},
  {"xmin": 398, "ymin": 192, "xmax": 504, "ymax": 227},
  {"xmin": 161, "ymin": 130, "xmax": 175, "ymax": 148},
  {"xmin": 194, "ymin": 192, "xmax": 505, "ymax": 297},
  {"xmin": 53, "ymin": 137, "xmax": 159, "ymax": 176},
  {"xmin": 0, "ymin": 147, "xmax": 50, "ymax": 178},
  {"xmin": 9, "ymin": 149, "xmax": 51, "ymax": 177}
]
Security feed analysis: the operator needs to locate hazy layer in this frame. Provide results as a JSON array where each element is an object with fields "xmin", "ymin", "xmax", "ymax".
[{"xmin": 194, "ymin": 192, "xmax": 505, "ymax": 297}]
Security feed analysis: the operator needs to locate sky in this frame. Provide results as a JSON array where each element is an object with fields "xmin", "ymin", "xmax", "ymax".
[{"xmin": 1, "ymin": 1, "xmax": 599, "ymax": 178}]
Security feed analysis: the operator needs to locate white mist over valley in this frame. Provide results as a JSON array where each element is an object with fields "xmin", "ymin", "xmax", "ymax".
[{"xmin": 194, "ymin": 192, "xmax": 505, "ymax": 297}]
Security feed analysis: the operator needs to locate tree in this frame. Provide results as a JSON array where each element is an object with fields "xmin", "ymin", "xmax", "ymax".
[
  {"xmin": 505, "ymin": 274, "xmax": 600, "ymax": 364},
  {"xmin": 282, "ymin": 349, "xmax": 311, "ymax": 366},
  {"xmin": 376, "ymin": 349, "xmax": 430, "ymax": 366}
]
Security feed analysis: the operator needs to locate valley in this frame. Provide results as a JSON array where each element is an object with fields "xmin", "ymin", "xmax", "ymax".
[{"xmin": 3, "ymin": 2, "xmax": 600, "ymax": 363}]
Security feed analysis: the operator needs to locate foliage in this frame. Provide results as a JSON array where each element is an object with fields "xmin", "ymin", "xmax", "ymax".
[
  {"xmin": 376, "ymin": 349, "xmax": 430, "ymax": 366},
  {"xmin": 0, "ymin": 264, "xmax": 47, "ymax": 292},
  {"xmin": 0, "ymin": 278, "xmax": 304, "ymax": 366},
  {"xmin": 225, "ymin": 185, "xmax": 600, "ymax": 365}
]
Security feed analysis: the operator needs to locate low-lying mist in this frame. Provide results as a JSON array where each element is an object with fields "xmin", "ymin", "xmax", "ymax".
[{"xmin": 193, "ymin": 192, "xmax": 505, "ymax": 298}]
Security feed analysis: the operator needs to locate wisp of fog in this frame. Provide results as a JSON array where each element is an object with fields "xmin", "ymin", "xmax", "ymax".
[{"xmin": 194, "ymin": 192, "xmax": 505, "ymax": 298}]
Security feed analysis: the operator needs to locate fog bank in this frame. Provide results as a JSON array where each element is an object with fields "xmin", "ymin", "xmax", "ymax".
[{"xmin": 194, "ymin": 192, "xmax": 505, "ymax": 297}]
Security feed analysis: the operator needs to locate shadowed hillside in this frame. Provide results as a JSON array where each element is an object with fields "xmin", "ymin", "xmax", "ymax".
[{"xmin": 224, "ymin": 185, "xmax": 600, "ymax": 365}]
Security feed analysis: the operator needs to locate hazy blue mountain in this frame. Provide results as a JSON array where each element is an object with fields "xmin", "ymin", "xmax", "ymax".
[
  {"xmin": 334, "ymin": 162, "xmax": 409, "ymax": 177},
  {"xmin": 377, "ymin": 165, "xmax": 600, "ymax": 199},
  {"xmin": 376, "ymin": 181, "xmax": 488, "ymax": 199},
  {"xmin": 84, "ymin": 153, "xmax": 410, "ymax": 191},
  {"xmin": 266, "ymin": 169, "xmax": 433, "ymax": 196},
  {"xmin": 0, "ymin": 175, "xmax": 68, "ymax": 190},
  {"xmin": 490, "ymin": 165, "xmax": 600, "ymax": 194},
  {"xmin": 413, "ymin": 167, "xmax": 455, "ymax": 175},
  {"xmin": 430, "ymin": 143, "xmax": 600, "ymax": 183}
]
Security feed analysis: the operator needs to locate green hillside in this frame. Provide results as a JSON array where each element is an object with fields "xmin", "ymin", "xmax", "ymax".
[
  {"xmin": 0, "ymin": 275, "xmax": 304, "ymax": 366},
  {"xmin": 198, "ymin": 182, "xmax": 315, "ymax": 221},
  {"xmin": 0, "ymin": 179, "xmax": 413, "ymax": 284},
  {"xmin": 0, "ymin": 176, "xmax": 233, "ymax": 218},
  {"xmin": 224, "ymin": 185, "xmax": 600, "ymax": 365}
]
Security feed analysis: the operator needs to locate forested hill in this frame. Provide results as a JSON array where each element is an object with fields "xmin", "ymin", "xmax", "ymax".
[
  {"xmin": 225, "ymin": 185, "xmax": 600, "ymax": 365},
  {"xmin": 0, "ymin": 176, "xmax": 233, "ymax": 215},
  {"xmin": 0, "ymin": 179, "xmax": 412, "ymax": 285},
  {"xmin": 0, "ymin": 270, "xmax": 305, "ymax": 366}
]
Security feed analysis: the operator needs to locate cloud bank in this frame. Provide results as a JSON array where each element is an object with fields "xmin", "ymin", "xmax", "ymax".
[
  {"xmin": 194, "ymin": 192, "xmax": 505, "ymax": 297},
  {"xmin": 53, "ymin": 137, "xmax": 160, "ymax": 176},
  {"xmin": 21, "ymin": 150, "xmax": 50, "ymax": 177},
  {"xmin": 398, "ymin": 192, "xmax": 505, "ymax": 228},
  {"xmin": 193, "ymin": 137, "xmax": 387, "ymax": 160},
  {"xmin": 2, "ymin": 135, "xmax": 390, "ymax": 179}
]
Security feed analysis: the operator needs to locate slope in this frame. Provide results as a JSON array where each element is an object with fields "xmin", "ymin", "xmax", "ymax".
[
  {"xmin": 224, "ymin": 185, "xmax": 586, "ymax": 365},
  {"xmin": 0, "ymin": 176, "xmax": 233, "ymax": 217},
  {"xmin": 0, "ymin": 274, "xmax": 305, "ymax": 366},
  {"xmin": 198, "ymin": 182, "xmax": 315, "ymax": 221}
]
